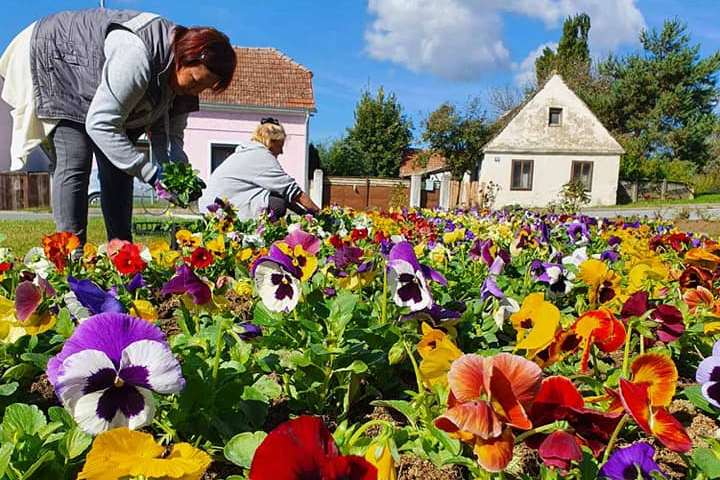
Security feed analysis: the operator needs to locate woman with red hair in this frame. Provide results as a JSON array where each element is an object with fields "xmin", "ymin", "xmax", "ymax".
[{"xmin": 0, "ymin": 9, "xmax": 237, "ymax": 245}]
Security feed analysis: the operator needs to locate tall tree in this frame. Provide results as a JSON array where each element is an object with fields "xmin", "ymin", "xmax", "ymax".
[
  {"xmin": 599, "ymin": 19, "xmax": 720, "ymax": 178},
  {"xmin": 422, "ymin": 98, "xmax": 493, "ymax": 179},
  {"xmin": 345, "ymin": 87, "xmax": 413, "ymax": 177},
  {"xmin": 535, "ymin": 13, "xmax": 591, "ymax": 85}
]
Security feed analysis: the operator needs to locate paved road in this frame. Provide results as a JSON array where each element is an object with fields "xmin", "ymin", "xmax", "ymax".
[
  {"xmin": 582, "ymin": 203, "xmax": 720, "ymax": 220},
  {"xmin": 0, "ymin": 210, "xmax": 201, "ymax": 221}
]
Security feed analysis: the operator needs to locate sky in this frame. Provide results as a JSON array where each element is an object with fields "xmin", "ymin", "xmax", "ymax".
[{"xmin": 1, "ymin": 0, "xmax": 718, "ymax": 145}]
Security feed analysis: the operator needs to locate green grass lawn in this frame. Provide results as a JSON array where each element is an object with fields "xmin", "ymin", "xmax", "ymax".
[
  {"xmin": 0, "ymin": 217, "xmax": 170, "ymax": 256},
  {"xmin": 604, "ymin": 192, "xmax": 720, "ymax": 209}
]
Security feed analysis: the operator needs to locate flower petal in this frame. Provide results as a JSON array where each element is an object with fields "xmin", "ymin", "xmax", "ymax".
[
  {"xmin": 697, "ymin": 356, "xmax": 720, "ymax": 385},
  {"xmin": 490, "ymin": 353, "xmax": 542, "ymax": 407},
  {"xmin": 472, "ymin": 427, "xmax": 514, "ymax": 473},
  {"xmin": 631, "ymin": 353, "xmax": 678, "ymax": 407},
  {"xmin": 435, "ymin": 399, "xmax": 503, "ymax": 439},
  {"xmin": 538, "ymin": 431, "xmax": 582, "ymax": 471},
  {"xmin": 55, "ymin": 349, "xmax": 116, "ymax": 406},
  {"xmin": 14, "ymin": 281, "xmax": 41, "ymax": 323},
  {"xmin": 650, "ymin": 407, "xmax": 692, "ymax": 453},
  {"xmin": 618, "ymin": 379, "xmax": 651, "ymax": 433},
  {"xmin": 530, "ymin": 376, "xmax": 584, "ymax": 425},
  {"xmin": 119, "ymin": 340, "xmax": 185, "ymax": 394},
  {"xmin": 447, "ymin": 354, "xmax": 490, "ymax": 402}
]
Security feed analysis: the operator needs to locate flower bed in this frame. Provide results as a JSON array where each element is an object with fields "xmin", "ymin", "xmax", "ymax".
[{"xmin": 0, "ymin": 204, "xmax": 719, "ymax": 479}]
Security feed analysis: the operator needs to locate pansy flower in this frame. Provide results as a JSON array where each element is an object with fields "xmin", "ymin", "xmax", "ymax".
[
  {"xmin": 416, "ymin": 322, "xmax": 463, "ymax": 388},
  {"xmin": 14, "ymin": 279, "xmax": 56, "ymax": 335},
  {"xmin": 387, "ymin": 241, "xmax": 446, "ymax": 312},
  {"xmin": 67, "ymin": 276, "xmax": 125, "ymax": 319},
  {"xmin": 570, "ymin": 309, "xmax": 626, "ymax": 372},
  {"xmin": 0, "ymin": 295, "xmax": 25, "ymax": 343},
  {"xmin": 696, "ymin": 340, "xmax": 720, "ymax": 408},
  {"xmin": 47, "ymin": 313, "xmax": 185, "ymax": 435},
  {"xmin": 481, "ymin": 257, "xmax": 506, "ymax": 300},
  {"xmin": 434, "ymin": 353, "xmax": 542, "ymax": 472},
  {"xmin": 530, "ymin": 260, "xmax": 573, "ymax": 296},
  {"xmin": 620, "ymin": 292, "xmax": 685, "ymax": 343},
  {"xmin": 175, "ymin": 229, "xmax": 202, "ymax": 249},
  {"xmin": 147, "ymin": 239, "xmax": 180, "ymax": 269},
  {"xmin": 566, "ymin": 221, "xmax": 591, "ymax": 245},
  {"xmin": 252, "ymin": 245, "xmax": 302, "ymax": 313},
  {"xmin": 510, "ymin": 292, "xmax": 560, "ymax": 358},
  {"xmin": 275, "ymin": 229, "xmax": 321, "ymax": 281},
  {"xmin": 249, "ymin": 416, "xmax": 376, "ymax": 480},
  {"xmin": 111, "ymin": 242, "xmax": 148, "ymax": 276},
  {"xmin": 78, "ymin": 427, "xmax": 211, "ymax": 479},
  {"xmin": 611, "ymin": 353, "xmax": 692, "ymax": 452},
  {"xmin": 162, "ymin": 265, "xmax": 212, "ymax": 305},
  {"xmin": 599, "ymin": 442, "xmax": 664, "ymax": 480},
  {"xmin": 42, "ymin": 231, "xmax": 80, "ymax": 272},
  {"xmin": 579, "ymin": 259, "xmax": 619, "ymax": 306},
  {"xmin": 528, "ymin": 376, "xmax": 622, "ymax": 470},
  {"xmin": 186, "ymin": 247, "xmax": 214, "ymax": 269}
]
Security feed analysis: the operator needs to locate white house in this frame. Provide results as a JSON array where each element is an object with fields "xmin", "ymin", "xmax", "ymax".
[{"xmin": 480, "ymin": 74, "xmax": 624, "ymax": 207}]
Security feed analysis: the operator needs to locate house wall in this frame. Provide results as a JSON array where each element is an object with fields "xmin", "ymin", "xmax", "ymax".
[
  {"xmin": 184, "ymin": 109, "xmax": 310, "ymax": 191},
  {"xmin": 479, "ymin": 153, "xmax": 620, "ymax": 207}
]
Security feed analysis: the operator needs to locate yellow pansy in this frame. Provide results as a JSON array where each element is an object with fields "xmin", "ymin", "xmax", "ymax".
[
  {"xmin": 237, "ymin": 248, "xmax": 253, "ymax": 262},
  {"xmin": 130, "ymin": 300, "xmax": 158, "ymax": 322},
  {"xmin": 442, "ymin": 228, "xmax": 466, "ymax": 245},
  {"xmin": 413, "ymin": 243, "xmax": 426, "ymax": 258},
  {"xmin": 276, "ymin": 242, "xmax": 317, "ymax": 281},
  {"xmin": 704, "ymin": 322, "xmax": 720, "ymax": 335},
  {"xmin": 22, "ymin": 312, "xmax": 56, "ymax": 336},
  {"xmin": 430, "ymin": 243, "xmax": 447, "ymax": 265},
  {"xmin": 175, "ymin": 229, "xmax": 202, "ymax": 249},
  {"xmin": 205, "ymin": 235, "xmax": 225, "ymax": 255},
  {"xmin": 627, "ymin": 262, "xmax": 668, "ymax": 294},
  {"xmin": 83, "ymin": 243, "xmax": 98, "ymax": 262},
  {"xmin": 510, "ymin": 292, "xmax": 560, "ymax": 357},
  {"xmin": 417, "ymin": 323, "xmax": 463, "ymax": 388},
  {"xmin": 579, "ymin": 259, "xmax": 620, "ymax": 306},
  {"xmin": 364, "ymin": 438, "xmax": 397, "ymax": 480},
  {"xmin": 148, "ymin": 239, "xmax": 180, "ymax": 269},
  {"xmin": 78, "ymin": 428, "xmax": 211, "ymax": 480},
  {"xmin": 0, "ymin": 296, "xmax": 25, "ymax": 344}
]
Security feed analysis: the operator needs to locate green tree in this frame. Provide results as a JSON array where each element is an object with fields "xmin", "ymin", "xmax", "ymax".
[
  {"xmin": 599, "ymin": 19, "xmax": 720, "ymax": 178},
  {"xmin": 345, "ymin": 87, "xmax": 413, "ymax": 177},
  {"xmin": 314, "ymin": 138, "xmax": 365, "ymax": 177},
  {"xmin": 535, "ymin": 13, "xmax": 591, "ymax": 85},
  {"xmin": 421, "ymin": 99, "xmax": 493, "ymax": 179}
]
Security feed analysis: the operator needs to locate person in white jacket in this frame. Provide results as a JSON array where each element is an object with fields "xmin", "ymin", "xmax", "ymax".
[{"xmin": 199, "ymin": 118, "xmax": 320, "ymax": 221}]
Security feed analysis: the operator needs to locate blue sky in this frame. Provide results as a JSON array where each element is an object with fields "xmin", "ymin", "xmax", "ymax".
[{"xmin": 1, "ymin": 0, "xmax": 718, "ymax": 145}]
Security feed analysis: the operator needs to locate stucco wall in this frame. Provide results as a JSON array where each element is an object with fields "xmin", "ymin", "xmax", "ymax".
[
  {"xmin": 485, "ymin": 75, "xmax": 624, "ymax": 155},
  {"xmin": 479, "ymin": 153, "xmax": 620, "ymax": 207},
  {"xmin": 184, "ymin": 109, "xmax": 309, "ymax": 191}
]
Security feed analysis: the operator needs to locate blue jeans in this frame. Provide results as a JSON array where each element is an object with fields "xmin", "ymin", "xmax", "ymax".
[{"xmin": 48, "ymin": 120, "xmax": 137, "ymax": 244}]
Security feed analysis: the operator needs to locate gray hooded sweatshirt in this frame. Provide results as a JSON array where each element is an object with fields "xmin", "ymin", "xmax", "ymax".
[{"xmin": 199, "ymin": 141, "xmax": 302, "ymax": 220}]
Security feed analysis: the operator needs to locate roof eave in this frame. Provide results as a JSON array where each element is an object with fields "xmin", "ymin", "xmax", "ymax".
[
  {"xmin": 199, "ymin": 102, "xmax": 317, "ymax": 115},
  {"xmin": 482, "ymin": 147, "xmax": 625, "ymax": 155}
]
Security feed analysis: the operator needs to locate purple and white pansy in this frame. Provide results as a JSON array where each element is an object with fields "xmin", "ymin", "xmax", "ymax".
[
  {"xmin": 47, "ymin": 313, "xmax": 185, "ymax": 435},
  {"xmin": 696, "ymin": 340, "xmax": 720, "ymax": 408},
  {"xmin": 252, "ymin": 245, "xmax": 302, "ymax": 313},
  {"xmin": 387, "ymin": 241, "xmax": 447, "ymax": 312}
]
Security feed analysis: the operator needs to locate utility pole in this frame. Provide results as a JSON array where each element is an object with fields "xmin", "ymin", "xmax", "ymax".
[{"xmin": 99, "ymin": 0, "xmax": 105, "ymax": 8}]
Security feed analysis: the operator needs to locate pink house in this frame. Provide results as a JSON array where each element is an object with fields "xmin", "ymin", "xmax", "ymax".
[
  {"xmin": 0, "ymin": 47, "xmax": 316, "ymax": 191},
  {"xmin": 191, "ymin": 47, "xmax": 316, "ymax": 191}
]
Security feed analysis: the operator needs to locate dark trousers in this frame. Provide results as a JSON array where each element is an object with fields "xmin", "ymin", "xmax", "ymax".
[{"xmin": 48, "ymin": 120, "xmax": 137, "ymax": 244}]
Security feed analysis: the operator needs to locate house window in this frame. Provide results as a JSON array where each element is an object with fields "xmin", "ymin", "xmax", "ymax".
[
  {"xmin": 210, "ymin": 144, "xmax": 238, "ymax": 172},
  {"xmin": 549, "ymin": 107, "xmax": 563, "ymax": 126},
  {"xmin": 511, "ymin": 160, "xmax": 534, "ymax": 191},
  {"xmin": 571, "ymin": 161, "xmax": 593, "ymax": 191}
]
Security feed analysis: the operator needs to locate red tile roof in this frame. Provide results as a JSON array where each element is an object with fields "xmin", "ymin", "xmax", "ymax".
[
  {"xmin": 399, "ymin": 149, "xmax": 448, "ymax": 177},
  {"xmin": 200, "ymin": 47, "xmax": 316, "ymax": 112}
]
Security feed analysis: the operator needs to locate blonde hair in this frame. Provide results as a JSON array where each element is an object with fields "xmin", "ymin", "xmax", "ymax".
[{"xmin": 251, "ymin": 121, "xmax": 286, "ymax": 149}]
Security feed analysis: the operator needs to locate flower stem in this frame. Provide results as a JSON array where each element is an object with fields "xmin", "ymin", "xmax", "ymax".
[
  {"xmin": 601, "ymin": 414, "xmax": 629, "ymax": 464},
  {"xmin": 381, "ymin": 264, "xmax": 388, "ymax": 324},
  {"xmin": 211, "ymin": 316, "xmax": 225, "ymax": 387},
  {"xmin": 347, "ymin": 419, "xmax": 394, "ymax": 447},
  {"xmin": 622, "ymin": 323, "xmax": 633, "ymax": 378},
  {"xmin": 514, "ymin": 420, "xmax": 569, "ymax": 444}
]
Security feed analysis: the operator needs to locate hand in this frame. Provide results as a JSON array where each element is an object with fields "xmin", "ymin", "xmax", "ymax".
[
  {"xmin": 154, "ymin": 179, "xmax": 182, "ymax": 207},
  {"xmin": 188, "ymin": 179, "xmax": 206, "ymax": 202}
]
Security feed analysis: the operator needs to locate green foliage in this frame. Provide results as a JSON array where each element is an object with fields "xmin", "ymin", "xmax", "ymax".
[
  {"xmin": 598, "ymin": 19, "xmax": 720, "ymax": 177},
  {"xmin": 160, "ymin": 162, "xmax": 206, "ymax": 208},
  {"xmin": 314, "ymin": 138, "xmax": 366, "ymax": 177},
  {"xmin": 535, "ymin": 13, "xmax": 591, "ymax": 85},
  {"xmin": 421, "ymin": 99, "xmax": 493, "ymax": 179}
]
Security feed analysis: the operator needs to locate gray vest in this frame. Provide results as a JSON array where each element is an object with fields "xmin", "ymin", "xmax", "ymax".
[{"xmin": 30, "ymin": 8, "xmax": 198, "ymax": 124}]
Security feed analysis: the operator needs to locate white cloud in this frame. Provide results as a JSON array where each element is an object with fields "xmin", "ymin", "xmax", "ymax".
[
  {"xmin": 365, "ymin": 0, "xmax": 645, "ymax": 81},
  {"xmin": 512, "ymin": 42, "xmax": 558, "ymax": 87}
]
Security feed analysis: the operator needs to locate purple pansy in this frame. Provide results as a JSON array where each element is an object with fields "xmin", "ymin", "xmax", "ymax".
[
  {"xmin": 126, "ymin": 273, "xmax": 145, "ymax": 293},
  {"xmin": 252, "ymin": 245, "xmax": 302, "ymax": 312},
  {"xmin": 47, "ymin": 313, "xmax": 184, "ymax": 435},
  {"xmin": 566, "ymin": 221, "xmax": 591, "ymax": 244},
  {"xmin": 284, "ymin": 229, "xmax": 321, "ymax": 255},
  {"xmin": 600, "ymin": 249, "xmax": 620, "ymax": 262},
  {"xmin": 67, "ymin": 277, "xmax": 125, "ymax": 318},
  {"xmin": 481, "ymin": 275, "xmax": 504, "ymax": 300},
  {"xmin": 696, "ymin": 340, "xmax": 720, "ymax": 408},
  {"xmin": 599, "ymin": 443, "xmax": 664, "ymax": 479},
  {"xmin": 237, "ymin": 322, "xmax": 262, "ymax": 340},
  {"xmin": 387, "ymin": 241, "xmax": 446, "ymax": 312},
  {"xmin": 530, "ymin": 261, "xmax": 572, "ymax": 295},
  {"xmin": 161, "ymin": 265, "xmax": 212, "ymax": 305}
]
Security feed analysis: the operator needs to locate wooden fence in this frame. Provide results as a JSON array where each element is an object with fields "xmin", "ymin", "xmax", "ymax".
[
  {"xmin": 617, "ymin": 180, "xmax": 694, "ymax": 204},
  {"xmin": 321, "ymin": 176, "xmax": 410, "ymax": 210},
  {"xmin": 0, "ymin": 172, "xmax": 51, "ymax": 210}
]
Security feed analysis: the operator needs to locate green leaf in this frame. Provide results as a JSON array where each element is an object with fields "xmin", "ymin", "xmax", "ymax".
[
  {"xmin": 252, "ymin": 376, "xmax": 282, "ymax": 401},
  {"xmin": 224, "ymin": 431, "xmax": 267, "ymax": 468},
  {"xmin": 253, "ymin": 303, "xmax": 281, "ymax": 327},
  {"xmin": 60, "ymin": 427, "xmax": 92, "ymax": 460},
  {"xmin": 2, "ymin": 403, "xmax": 47, "ymax": 441},
  {"xmin": 371, "ymin": 400, "xmax": 417, "ymax": 427},
  {"xmin": 48, "ymin": 407, "xmax": 74, "ymax": 427},
  {"xmin": 54, "ymin": 309, "xmax": 74, "ymax": 338},
  {"xmin": 20, "ymin": 353, "xmax": 49, "ymax": 371},
  {"xmin": 336, "ymin": 360, "xmax": 368, "ymax": 374},
  {"xmin": 326, "ymin": 291, "xmax": 358, "ymax": 339},
  {"xmin": 683, "ymin": 385, "xmax": 717, "ymax": 415},
  {"xmin": 0, "ymin": 382, "xmax": 18, "ymax": 397},
  {"xmin": 693, "ymin": 448, "xmax": 720, "ymax": 478},
  {"xmin": 2, "ymin": 364, "xmax": 36, "ymax": 381},
  {"xmin": 0, "ymin": 443, "xmax": 14, "ymax": 478}
]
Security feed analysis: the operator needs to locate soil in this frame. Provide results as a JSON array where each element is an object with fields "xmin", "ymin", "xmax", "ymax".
[
  {"xmin": 507, "ymin": 443, "xmax": 541, "ymax": 479},
  {"xmin": 396, "ymin": 454, "xmax": 465, "ymax": 480},
  {"xmin": 365, "ymin": 405, "xmax": 406, "ymax": 437},
  {"xmin": 223, "ymin": 291, "xmax": 255, "ymax": 321},
  {"xmin": 156, "ymin": 296, "xmax": 181, "ymax": 320},
  {"xmin": 202, "ymin": 461, "xmax": 243, "ymax": 480},
  {"xmin": 675, "ymin": 220, "xmax": 720, "ymax": 238}
]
